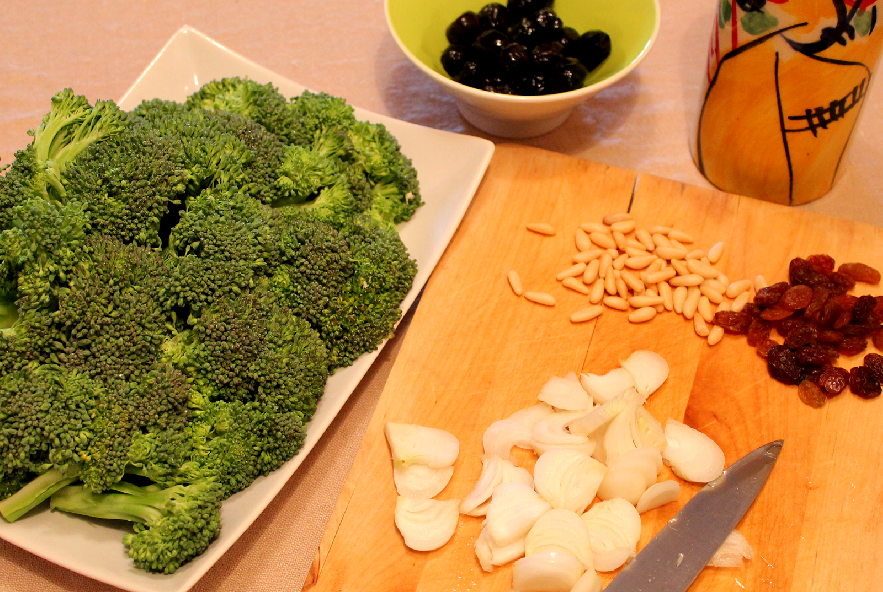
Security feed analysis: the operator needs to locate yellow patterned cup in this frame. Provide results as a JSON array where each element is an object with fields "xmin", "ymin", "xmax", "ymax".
[{"xmin": 693, "ymin": 0, "xmax": 883, "ymax": 205}]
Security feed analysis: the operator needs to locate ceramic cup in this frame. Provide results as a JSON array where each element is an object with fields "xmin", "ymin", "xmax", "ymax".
[{"xmin": 692, "ymin": 0, "xmax": 883, "ymax": 205}]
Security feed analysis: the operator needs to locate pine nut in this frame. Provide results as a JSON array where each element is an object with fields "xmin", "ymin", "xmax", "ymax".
[
  {"xmin": 644, "ymin": 267, "xmax": 677, "ymax": 285},
  {"xmin": 693, "ymin": 314, "xmax": 710, "ymax": 337},
  {"xmin": 708, "ymin": 325, "xmax": 725, "ymax": 346},
  {"xmin": 613, "ymin": 252, "xmax": 628, "ymax": 271},
  {"xmin": 590, "ymin": 232, "xmax": 617, "ymax": 250},
  {"xmin": 526, "ymin": 222, "xmax": 555, "ymax": 235},
  {"xmin": 707, "ymin": 242, "xmax": 724, "ymax": 264},
  {"xmin": 625, "ymin": 254, "xmax": 657, "ymax": 270},
  {"xmin": 755, "ymin": 275, "xmax": 768, "ymax": 290},
  {"xmin": 507, "ymin": 270, "xmax": 523, "ymax": 296},
  {"xmin": 570, "ymin": 305, "xmax": 604, "ymax": 323},
  {"xmin": 726, "ymin": 279, "xmax": 752, "ymax": 299},
  {"xmin": 716, "ymin": 301, "xmax": 732, "ymax": 313},
  {"xmin": 652, "ymin": 233, "xmax": 672, "ymax": 249},
  {"xmin": 629, "ymin": 307, "xmax": 657, "ymax": 323},
  {"xmin": 573, "ymin": 248, "xmax": 605, "ymax": 263},
  {"xmin": 590, "ymin": 278, "xmax": 605, "ymax": 303},
  {"xmin": 655, "ymin": 246, "xmax": 689, "ymax": 260},
  {"xmin": 524, "ymin": 291, "xmax": 556, "ymax": 306},
  {"xmin": 659, "ymin": 281, "xmax": 674, "ymax": 311},
  {"xmin": 699, "ymin": 285, "xmax": 723, "ymax": 304},
  {"xmin": 621, "ymin": 270, "xmax": 645, "ymax": 293},
  {"xmin": 624, "ymin": 239, "xmax": 647, "ymax": 251},
  {"xmin": 583, "ymin": 258, "xmax": 601, "ymax": 284},
  {"xmin": 580, "ymin": 221, "xmax": 609, "ymax": 234},
  {"xmin": 672, "ymin": 286, "xmax": 688, "ymax": 314},
  {"xmin": 732, "ymin": 291, "xmax": 751, "ymax": 312},
  {"xmin": 629, "ymin": 295, "xmax": 665, "ymax": 308},
  {"xmin": 668, "ymin": 238, "xmax": 688, "ymax": 253},
  {"xmin": 602, "ymin": 212, "xmax": 633, "ymax": 225},
  {"xmin": 647, "ymin": 225, "xmax": 671, "ymax": 235},
  {"xmin": 717, "ymin": 272, "xmax": 729, "ymax": 287},
  {"xmin": 702, "ymin": 278, "xmax": 728, "ymax": 294},
  {"xmin": 562, "ymin": 277, "xmax": 590, "ymax": 294},
  {"xmin": 647, "ymin": 258, "xmax": 667, "ymax": 273},
  {"xmin": 683, "ymin": 287, "xmax": 701, "ymax": 319},
  {"xmin": 668, "ymin": 229, "xmax": 694, "ymax": 243},
  {"xmin": 616, "ymin": 273, "xmax": 629, "ymax": 300},
  {"xmin": 575, "ymin": 228, "xmax": 593, "ymax": 251},
  {"xmin": 599, "ymin": 252, "xmax": 613, "ymax": 278},
  {"xmin": 686, "ymin": 249, "xmax": 706, "ymax": 259},
  {"xmin": 604, "ymin": 270, "xmax": 617, "ymax": 295},
  {"xmin": 610, "ymin": 219, "xmax": 637, "ymax": 234},
  {"xmin": 670, "ymin": 274, "xmax": 704, "ymax": 287},
  {"xmin": 687, "ymin": 258, "xmax": 719, "ymax": 279},
  {"xmin": 698, "ymin": 296, "xmax": 714, "ymax": 322},
  {"xmin": 671, "ymin": 259, "xmax": 690, "ymax": 276},
  {"xmin": 635, "ymin": 228, "xmax": 655, "ymax": 251},
  {"xmin": 612, "ymin": 230, "xmax": 628, "ymax": 250},
  {"xmin": 557, "ymin": 262, "xmax": 587, "ymax": 281},
  {"xmin": 603, "ymin": 296, "xmax": 629, "ymax": 311}
]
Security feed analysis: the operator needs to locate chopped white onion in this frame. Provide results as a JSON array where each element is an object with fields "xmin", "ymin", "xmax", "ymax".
[
  {"xmin": 607, "ymin": 447, "xmax": 662, "ymax": 488},
  {"xmin": 596, "ymin": 468, "xmax": 647, "ymax": 504},
  {"xmin": 661, "ymin": 419, "xmax": 725, "ymax": 483},
  {"xmin": 570, "ymin": 568, "xmax": 603, "ymax": 592},
  {"xmin": 581, "ymin": 498, "xmax": 642, "ymax": 571},
  {"xmin": 393, "ymin": 463, "xmax": 455, "ymax": 499},
  {"xmin": 511, "ymin": 551, "xmax": 585, "ymax": 592},
  {"xmin": 533, "ymin": 449, "xmax": 607, "ymax": 514},
  {"xmin": 385, "ymin": 422, "xmax": 459, "ymax": 468},
  {"xmin": 474, "ymin": 526, "xmax": 525, "ymax": 571},
  {"xmin": 531, "ymin": 410, "xmax": 594, "ymax": 456},
  {"xmin": 459, "ymin": 456, "xmax": 533, "ymax": 516},
  {"xmin": 525, "ymin": 508, "xmax": 593, "ymax": 570},
  {"xmin": 708, "ymin": 530, "xmax": 753, "ymax": 568},
  {"xmin": 634, "ymin": 407, "xmax": 668, "ymax": 452},
  {"xmin": 483, "ymin": 418, "xmax": 532, "ymax": 460},
  {"xmin": 635, "ymin": 480, "xmax": 681, "ymax": 514},
  {"xmin": 566, "ymin": 391, "xmax": 630, "ymax": 437},
  {"xmin": 619, "ymin": 350, "xmax": 669, "ymax": 400},
  {"xmin": 485, "ymin": 481, "xmax": 552, "ymax": 547},
  {"xmin": 600, "ymin": 388, "xmax": 642, "ymax": 459},
  {"xmin": 538, "ymin": 372, "xmax": 591, "ymax": 411},
  {"xmin": 394, "ymin": 496, "xmax": 459, "ymax": 552},
  {"xmin": 579, "ymin": 367, "xmax": 636, "ymax": 404}
]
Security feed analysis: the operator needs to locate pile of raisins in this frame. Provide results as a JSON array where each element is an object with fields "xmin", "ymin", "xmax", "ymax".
[
  {"xmin": 713, "ymin": 255, "xmax": 883, "ymax": 406},
  {"xmin": 441, "ymin": 0, "xmax": 612, "ymax": 96}
]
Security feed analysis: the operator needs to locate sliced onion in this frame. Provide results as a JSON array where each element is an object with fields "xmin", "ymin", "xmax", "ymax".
[
  {"xmin": 525, "ymin": 508, "xmax": 593, "ymax": 570},
  {"xmin": 533, "ymin": 449, "xmax": 606, "ymax": 514},
  {"xmin": 579, "ymin": 367, "xmax": 636, "ymax": 404},
  {"xmin": 474, "ymin": 526, "xmax": 525, "ymax": 571},
  {"xmin": 511, "ymin": 551, "xmax": 585, "ymax": 592},
  {"xmin": 571, "ymin": 569, "xmax": 603, "ymax": 592},
  {"xmin": 459, "ymin": 456, "xmax": 532, "ymax": 516},
  {"xmin": 635, "ymin": 480, "xmax": 681, "ymax": 514},
  {"xmin": 538, "ymin": 372, "xmax": 591, "ymax": 411},
  {"xmin": 485, "ymin": 481, "xmax": 552, "ymax": 547},
  {"xmin": 508, "ymin": 402, "xmax": 557, "ymax": 428},
  {"xmin": 634, "ymin": 407, "xmax": 668, "ymax": 452},
  {"xmin": 385, "ymin": 422, "xmax": 459, "ymax": 468},
  {"xmin": 483, "ymin": 418, "xmax": 532, "ymax": 460},
  {"xmin": 567, "ymin": 391, "xmax": 630, "ymax": 437},
  {"xmin": 661, "ymin": 419, "xmax": 725, "ymax": 483},
  {"xmin": 531, "ymin": 409, "xmax": 594, "ymax": 457},
  {"xmin": 394, "ymin": 497, "xmax": 459, "ymax": 552},
  {"xmin": 607, "ymin": 447, "xmax": 662, "ymax": 488},
  {"xmin": 595, "ymin": 468, "xmax": 647, "ymax": 504},
  {"xmin": 581, "ymin": 498, "xmax": 642, "ymax": 571},
  {"xmin": 619, "ymin": 350, "xmax": 669, "ymax": 400},
  {"xmin": 708, "ymin": 529, "xmax": 753, "ymax": 567},
  {"xmin": 393, "ymin": 463, "xmax": 455, "ymax": 498},
  {"xmin": 600, "ymin": 388, "xmax": 642, "ymax": 459}
]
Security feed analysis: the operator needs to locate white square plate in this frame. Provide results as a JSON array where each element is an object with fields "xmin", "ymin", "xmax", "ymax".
[{"xmin": 0, "ymin": 25, "xmax": 494, "ymax": 592}]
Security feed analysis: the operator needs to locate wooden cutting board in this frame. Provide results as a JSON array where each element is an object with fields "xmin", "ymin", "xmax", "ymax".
[{"xmin": 306, "ymin": 144, "xmax": 883, "ymax": 592}]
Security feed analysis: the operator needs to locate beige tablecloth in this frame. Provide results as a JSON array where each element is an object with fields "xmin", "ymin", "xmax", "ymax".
[{"xmin": 1, "ymin": 1, "xmax": 881, "ymax": 591}]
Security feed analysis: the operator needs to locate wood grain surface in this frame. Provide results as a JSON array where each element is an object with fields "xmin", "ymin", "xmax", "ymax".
[{"xmin": 305, "ymin": 144, "xmax": 883, "ymax": 592}]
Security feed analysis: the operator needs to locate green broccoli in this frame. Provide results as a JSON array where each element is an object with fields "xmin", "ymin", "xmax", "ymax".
[
  {"xmin": 184, "ymin": 76, "xmax": 296, "ymax": 143},
  {"xmin": 50, "ymin": 478, "xmax": 222, "ymax": 574},
  {"xmin": 286, "ymin": 90, "xmax": 359, "ymax": 147}
]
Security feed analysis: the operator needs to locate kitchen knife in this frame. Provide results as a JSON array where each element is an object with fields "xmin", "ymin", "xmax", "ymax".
[{"xmin": 604, "ymin": 439, "xmax": 783, "ymax": 592}]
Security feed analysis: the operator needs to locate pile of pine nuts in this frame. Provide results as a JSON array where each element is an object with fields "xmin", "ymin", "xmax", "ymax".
[{"xmin": 509, "ymin": 212, "xmax": 767, "ymax": 346}]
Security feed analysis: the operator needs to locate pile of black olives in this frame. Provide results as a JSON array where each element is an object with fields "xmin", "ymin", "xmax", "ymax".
[{"xmin": 441, "ymin": 0, "xmax": 611, "ymax": 96}]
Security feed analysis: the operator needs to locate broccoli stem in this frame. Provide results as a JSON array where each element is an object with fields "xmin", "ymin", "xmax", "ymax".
[
  {"xmin": 50, "ymin": 483, "xmax": 172, "ymax": 524},
  {"xmin": 0, "ymin": 468, "xmax": 79, "ymax": 522}
]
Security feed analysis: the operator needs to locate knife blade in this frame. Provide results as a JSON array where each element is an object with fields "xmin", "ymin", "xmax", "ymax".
[{"xmin": 603, "ymin": 439, "xmax": 783, "ymax": 592}]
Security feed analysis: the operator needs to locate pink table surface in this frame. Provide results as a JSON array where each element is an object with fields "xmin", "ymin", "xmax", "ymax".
[{"xmin": 1, "ymin": 1, "xmax": 881, "ymax": 591}]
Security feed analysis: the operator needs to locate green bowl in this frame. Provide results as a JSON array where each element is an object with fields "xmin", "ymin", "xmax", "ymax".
[{"xmin": 386, "ymin": 0, "xmax": 660, "ymax": 137}]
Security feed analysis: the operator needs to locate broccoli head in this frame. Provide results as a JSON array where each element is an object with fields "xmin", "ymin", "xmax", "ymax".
[{"xmin": 286, "ymin": 90, "xmax": 358, "ymax": 147}]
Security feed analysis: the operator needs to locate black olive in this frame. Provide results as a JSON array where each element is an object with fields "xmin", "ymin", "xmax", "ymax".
[
  {"xmin": 441, "ymin": 45, "xmax": 470, "ymax": 77},
  {"xmin": 532, "ymin": 8, "xmax": 562, "ymax": 42},
  {"xmin": 509, "ymin": 16, "xmax": 542, "ymax": 47},
  {"xmin": 446, "ymin": 11, "xmax": 482, "ymax": 46},
  {"xmin": 471, "ymin": 29, "xmax": 510, "ymax": 68},
  {"xmin": 546, "ymin": 57, "xmax": 589, "ymax": 93},
  {"xmin": 498, "ymin": 43, "xmax": 531, "ymax": 76},
  {"xmin": 482, "ymin": 76, "xmax": 516, "ymax": 94},
  {"xmin": 566, "ymin": 30, "xmax": 611, "ymax": 72},
  {"xmin": 556, "ymin": 26, "xmax": 581, "ymax": 48},
  {"xmin": 531, "ymin": 41, "xmax": 565, "ymax": 70},
  {"xmin": 455, "ymin": 61, "xmax": 484, "ymax": 88},
  {"xmin": 517, "ymin": 73, "xmax": 546, "ymax": 96},
  {"xmin": 478, "ymin": 3, "xmax": 510, "ymax": 32},
  {"xmin": 507, "ymin": 0, "xmax": 553, "ymax": 20}
]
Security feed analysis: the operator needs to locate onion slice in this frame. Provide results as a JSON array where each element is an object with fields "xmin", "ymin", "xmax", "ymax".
[
  {"xmin": 394, "ymin": 497, "xmax": 459, "ymax": 552},
  {"xmin": 571, "ymin": 569, "xmax": 603, "ymax": 592},
  {"xmin": 635, "ymin": 480, "xmax": 681, "ymax": 514},
  {"xmin": 474, "ymin": 526, "xmax": 525, "ymax": 571},
  {"xmin": 511, "ymin": 551, "xmax": 585, "ymax": 592},
  {"xmin": 708, "ymin": 529, "xmax": 753, "ymax": 567},
  {"xmin": 619, "ymin": 350, "xmax": 669, "ymax": 400},
  {"xmin": 459, "ymin": 456, "xmax": 533, "ymax": 516},
  {"xmin": 581, "ymin": 498, "xmax": 642, "ymax": 571},
  {"xmin": 579, "ymin": 367, "xmax": 636, "ymax": 404},
  {"xmin": 485, "ymin": 481, "xmax": 552, "ymax": 547},
  {"xmin": 538, "ymin": 372, "xmax": 591, "ymax": 411},
  {"xmin": 393, "ymin": 463, "xmax": 455, "ymax": 499},
  {"xmin": 525, "ymin": 508, "xmax": 593, "ymax": 570},
  {"xmin": 533, "ymin": 449, "xmax": 606, "ymax": 513},
  {"xmin": 385, "ymin": 422, "xmax": 459, "ymax": 468},
  {"xmin": 661, "ymin": 419, "xmax": 725, "ymax": 483}
]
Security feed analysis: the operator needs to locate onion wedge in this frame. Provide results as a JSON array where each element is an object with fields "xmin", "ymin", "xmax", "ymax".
[
  {"xmin": 485, "ymin": 481, "xmax": 552, "ymax": 547},
  {"xmin": 579, "ymin": 367, "xmax": 636, "ymax": 404},
  {"xmin": 619, "ymin": 350, "xmax": 669, "ymax": 400},
  {"xmin": 538, "ymin": 372, "xmax": 591, "ymax": 411},
  {"xmin": 581, "ymin": 498, "xmax": 641, "ymax": 571},
  {"xmin": 385, "ymin": 422, "xmax": 459, "ymax": 468},
  {"xmin": 635, "ymin": 480, "xmax": 681, "ymax": 514},
  {"xmin": 394, "ymin": 497, "xmax": 459, "ymax": 552},
  {"xmin": 533, "ymin": 449, "xmax": 606, "ymax": 513},
  {"xmin": 459, "ymin": 456, "xmax": 533, "ymax": 516},
  {"xmin": 707, "ymin": 529, "xmax": 753, "ymax": 567},
  {"xmin": 525, "ymin": 508, "xmax": 593, "ymax": 570},
  {"xmin": 511, "ymin": 551, "xmax": 585, "ymax": 592},
  {"xmin": 661, "ymin": 419, "xmax": 725, "ymax": 483},
  {"xmin": 474, "ymin": 526, "xmax": 525, "ymax": 571},
  {"xmin": 393, "ymin": 463, "xmax": 455, "ymax": 499}
]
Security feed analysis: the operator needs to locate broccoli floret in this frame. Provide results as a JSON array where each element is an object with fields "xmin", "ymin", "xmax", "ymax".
[
  {"xmin": 25, "ymin": 89, "xmax": 128, "ymax": 201},
  {"xmin": 163, "ymin": 288, "xmax": 328, "ymax": 418},
  {"xmin": 347, "ymin": 120, "xmax": 423, "ymax": 225},
  {"xmin": 286, "ymin": 90, "xmax": 359, "ymax": 147},
  {"xmin": 184, "ymin": 76, "xmax": 296, "ymax": 142},
  {"xmin": 50, "ymin": 479, "xmax": 222, "ymax": 574},
  {"xmin": 316, "ymin": 214, "xmax": 417, "ymax": 369}
]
